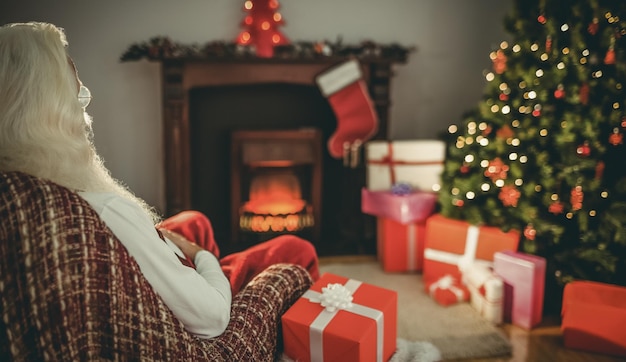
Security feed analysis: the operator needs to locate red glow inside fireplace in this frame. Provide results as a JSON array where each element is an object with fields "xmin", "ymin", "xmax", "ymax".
[
  {"xmin": 239, "ymin": 170, "xmax": 314, "ymax": 233},
  {"xmin": 231, "ymin": 129, "xmax": 322, "ymax": 245}
]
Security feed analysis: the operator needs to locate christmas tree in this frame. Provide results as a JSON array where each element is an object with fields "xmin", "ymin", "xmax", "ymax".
[
  {"xmin": 235, "ymin": 0, "xmax": 290, "ymax": 58},
  {"xmin": 439, "ymin": 0, "xmax": 626, "ymax": 289}
]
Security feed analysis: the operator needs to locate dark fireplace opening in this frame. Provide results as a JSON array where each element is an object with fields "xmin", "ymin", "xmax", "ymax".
[
  {"xmin": 232, "ymin": 129, "xmax": 321, "ymax": 247},
  {"xmin": 189, "ymin": 82, "xmax": 356, "ymax": 255}
]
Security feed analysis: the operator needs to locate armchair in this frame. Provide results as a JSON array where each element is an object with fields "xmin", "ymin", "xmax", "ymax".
[{"xmin": 0, "ymin": 171, "xmax": 313, "ymax": 361}]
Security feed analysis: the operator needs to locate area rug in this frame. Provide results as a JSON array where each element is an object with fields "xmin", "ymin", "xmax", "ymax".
[{"xmin": 312, "ymin": 260, "xmax": 513, "ymax": 361}]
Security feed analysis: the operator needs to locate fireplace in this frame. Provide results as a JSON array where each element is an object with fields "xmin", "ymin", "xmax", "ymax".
[{"xmin": 160, "ymin": 58, "xmax": 402, "ymax": 255}]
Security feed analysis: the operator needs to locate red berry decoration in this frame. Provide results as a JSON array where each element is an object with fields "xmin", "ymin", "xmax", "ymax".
[
  {"xmin": 595, "ymin": 161, "xmax": 605, "ymax": 180},
  {"xmin": 621, "ymin": 116, "xmax": 626, "ymax": 128},
  {"xmin": 609, "ymin": 129, "xmax": 623, "ymax": 146},
  {"xmin": 538, "ymin": 15, "xmax": 547, "ymax": 24},
  {"xmin": 588, "ymin": 18, "xmax": 599, "ymax": 35},
  {"xmin": 484, "ymin": 157, "xmax": 509, "ymax": 180},
  {"xmin": 548, "ymin": 201, "xmax": 564, "ymax": 215},
  {"xmin": 532, "ymin": 109, "xmax": 541, "ymax": 117},
  {"xmin": 570, "ymin": 186, "xmax": 584, "ymax": 211},
  {"xmin": 499, "ymin": 93, "xmax": 509, "ymax": 101},
  {"xmin": 499, "ymin": 185, "xmax": 521, "ymax": 207},
  {"xmin": 605, "ymin": 48, "xmax": 616, "ymax": 65},
  {"xmin": 493, "ymin": 50, "xmax": 507, "ymax": 74},
  {"xmin": 579, "ymin": 83, "xmax": 590, "ymax": 105},
  {"xmin": 460, "ymin": 164, "xmax": 470, "ymax": 174},
  {"xmin": 546, "ymin": 35, "xmax": 552, "ymax": 52},
  {"xmin": 524, "ymin": 224, "xmax": 537, "ymax": 240},
  {"xmin": 576, "ymin": 142, "xmax": 591, "ymax": 157},
  {"xmin": 554, "ymin": 85, "xmax": 565, "ymax": 99}
]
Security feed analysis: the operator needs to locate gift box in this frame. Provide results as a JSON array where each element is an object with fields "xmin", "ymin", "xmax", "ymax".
[
  {"xmin": 425, "ymin": 274, "xmax": 470, "ymax": 306},
  {"xmin": 561, "ymin": 281, "xmax": 626, "ymax": 358},
  {"xmin": 422, "ymin": 214, "xmax": 520, "ymax": 285},
  {"xmin": 493, "ymin": 250, "xmax": 546, "ymax": 330},
  {"xmin": 376, "ymin": 217, "xmax": 426, "ymax": 273},
  {"xmin": 281, "ymin": 273, "xmax": 397, "ymax": 362},
  {"xmin": 462, "ymin": 263, "xmax": 504, "ymax": 324},
  {"xmin": 366, "ymin": 140, "xmax": 445, "ymax": 192},
  {"xmin": 362, "ymin": 188, "xmax": 437, "ymax": 224}
]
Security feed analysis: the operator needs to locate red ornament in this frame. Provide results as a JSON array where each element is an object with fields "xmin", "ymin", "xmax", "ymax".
[
  {"xmin": 454, "ymin": 199, "xmax": 465, "ymax": 207},
  {"xmin": 499, "ymin": 185, "xmax": 521, "ymax": 207},
  {"xmin": 588, "ymin": 18, "xmax": 599, "ymax": 35},
  {"xmin": 523, "ymin": 224, "xmax": 537, "ymax": 240},
  {"xmin": 499, "ymin": 93, "xmax": 509, "ymax": 101},
  {"xmin": 609, "ymin": 129, "xmax": 623, "ymax": 145},
  {"xmin": 460, "ymin": 164, "xmax": 470, "ymax": 174},
  {"xmin": 579, "ymin": 83, "xmax": 590, "ymax": 105},
  {"xmin": 493, "ymin": 50, "xmax": 507, "ymax": 74},
  {"xmin": 538, "ymin": 15, "xmax": 547, "ymax": 24},
  {"xmin": 548, "ymin": 201, "xmax": 564, "ymax": 215},
  {"xmin": 554, "ymin": 85, "xmax": 565, "ymax": 99},
  {"xmin": 546, "ymin": 35, "xmax": 552, "ymax": 52},
  {"xmin": 570, "ymin": 186, "xmax": 584, "ymax": 211},
  {"xmin": 576, "ymin": 142, "xmax": 591, "ymax": 157},
  {"xmin": 235, "ymin": 0, "xmax": 290, "ymax": 58},
  {"xmin": 532, "ymin": 109, "xmax": 541, "ymax": 117},
  {"xmin": 484, "ymin": 158, "xmax": 509, "ymax": 181}
]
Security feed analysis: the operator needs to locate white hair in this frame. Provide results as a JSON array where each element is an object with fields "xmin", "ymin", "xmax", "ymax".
[{"xmin": 0, "ymin": 22, "xmax": 160, "ymax": 222}]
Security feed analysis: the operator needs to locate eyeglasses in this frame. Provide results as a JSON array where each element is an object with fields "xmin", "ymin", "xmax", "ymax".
[{"xmin": 78, "ymin": 84, "xmax": 92, "ymax": 109}]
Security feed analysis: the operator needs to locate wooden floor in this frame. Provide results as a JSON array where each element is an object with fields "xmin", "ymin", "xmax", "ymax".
[{"xmin": 319, "ymin": 255, "xmax": 625, "ymax": 362}]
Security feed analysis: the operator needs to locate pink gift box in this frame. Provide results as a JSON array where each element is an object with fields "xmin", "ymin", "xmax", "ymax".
[
  {"xmin": 493, "ymin": 250, "xmax": 546, "ymax": 330},
  {"xmin": 361, "ymin": 188, "xmax": 437, "ymax": 224}
]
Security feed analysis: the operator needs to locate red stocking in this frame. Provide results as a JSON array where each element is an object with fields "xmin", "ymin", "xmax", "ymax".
[{"xmin": 316, "ymin": 59, "xmax": 379, "ymax": 159}]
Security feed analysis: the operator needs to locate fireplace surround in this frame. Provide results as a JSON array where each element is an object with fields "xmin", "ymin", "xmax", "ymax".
[{"xmin": 159, "ymin": 57, "xmax": 404, "ymax": 255}]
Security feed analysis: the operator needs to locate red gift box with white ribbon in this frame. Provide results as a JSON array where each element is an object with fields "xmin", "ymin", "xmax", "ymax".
[
  {"xmin": 377, "ymin": 218, "xmax": 426, "ymax": 273},
  {"xmin": 426, "ymin": 274, "xmax": 470, "ymax": 306},
  {"xmin": 423, "ymin": 214, "xmax": 520, "ymax": 285},
  {"xmin": 281, "ymin": 273, "xmax": 397, "ymax": 362}
]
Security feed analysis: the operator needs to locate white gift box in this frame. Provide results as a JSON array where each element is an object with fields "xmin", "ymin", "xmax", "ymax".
[
  {"xmin": 365, "ymin": 140, "xmax": 446, "ymax": 192},
  {"xmin": 462, "ymin": 263, "xmax": 504, "ymax": 324}
]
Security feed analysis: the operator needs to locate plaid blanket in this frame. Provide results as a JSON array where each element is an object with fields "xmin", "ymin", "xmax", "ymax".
[{"xmin": 0, "ymin": 171, "xmax": 312, "ymax": 361}]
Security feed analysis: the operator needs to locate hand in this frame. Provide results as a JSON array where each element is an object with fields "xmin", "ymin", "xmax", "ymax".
[{"xmin": 158, "ymin": 228, "xmax": 204, "ymax": 261}]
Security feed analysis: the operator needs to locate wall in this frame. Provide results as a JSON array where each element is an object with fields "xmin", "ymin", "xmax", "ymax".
[{"xmin": 0, "ymin": 0, "xmax": 512, "ymax": 214}]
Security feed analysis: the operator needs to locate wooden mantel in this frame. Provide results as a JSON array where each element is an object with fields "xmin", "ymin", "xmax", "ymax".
[{"xmin": 160, "ymin": 57, "xmax": 403, "ymax": 217}]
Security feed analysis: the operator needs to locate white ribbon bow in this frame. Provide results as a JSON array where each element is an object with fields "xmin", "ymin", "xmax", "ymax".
[{"xmin": 310, "ymin": 283, "xmax": 354, "ymax": 312}]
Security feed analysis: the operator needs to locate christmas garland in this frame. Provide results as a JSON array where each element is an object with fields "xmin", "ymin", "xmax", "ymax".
[{"xmin": 120, "ymin": 36, "xmax": 414, "ymax": 62}]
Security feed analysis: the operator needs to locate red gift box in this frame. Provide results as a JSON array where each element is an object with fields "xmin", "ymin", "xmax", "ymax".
[
  {"xmin": 362, "ymin": 188, "xmax": 437, "ymax": 224},
  {"xmin": 493, "ymin": 250, "xmax": 546, "ymax": 330},
  {"xmin": 377, "ymin": 218, "xmax": 426, "ymax": 272},
  {"xmin": 281, "ymin": 273, "xmax": 397, "ymax": 362},
  {"xmin": 423, "ymin": 214, "xmax": 520, "ymax": 285},
  {"xmin": 425, "ymin": 274, "xmax": 469, "ymax": 306},
  {"xmin": 562, "ymin": 281, "xmax": 626, "ymax": 358}
]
